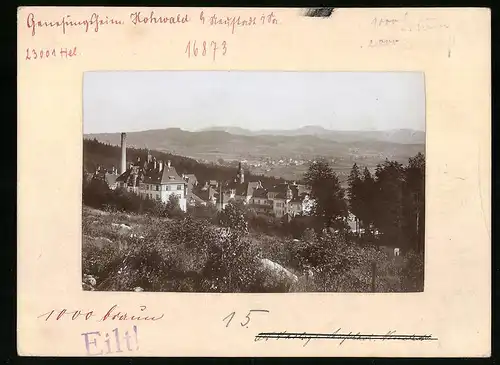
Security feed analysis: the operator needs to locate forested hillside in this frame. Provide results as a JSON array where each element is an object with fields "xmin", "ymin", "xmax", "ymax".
[{"xmin": 83, "ymin": 138, "xmax": 286, "ymax": 186}]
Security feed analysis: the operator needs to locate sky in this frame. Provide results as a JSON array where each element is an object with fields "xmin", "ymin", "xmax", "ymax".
[{"xmin": 83, "ymin": 71, "xmax": 425, "ymax": 134}]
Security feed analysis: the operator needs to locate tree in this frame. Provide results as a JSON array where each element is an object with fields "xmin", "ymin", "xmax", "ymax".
[
  {"xmin": 359, "ymin": 167, "xmax": 376, "ymax": 231},
  {"xmin": 402, "ymin": 153, "xmax": 425, "ymax": 253},
  {"xmin": 347, "ymin": 163, "xmax": 363, "ymax": 234},
  {"xmin": 165, "ymin": 194, "xmax": 185, "ymax": 218},
  {"xmin": 303, "ymin": 158, "xmax": 348, "ymax": 230},
  {"xmin": 373, "ymin": 159, "xmax": 405, "ymax": 248},
  {"xmin": 83, "ymin": 178, "xmax": 111, "ymax": 209}
]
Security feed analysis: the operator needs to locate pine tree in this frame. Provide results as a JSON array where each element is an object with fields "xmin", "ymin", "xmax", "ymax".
[
  {"xmin": 373, "ymin": 159, "xmax": 405, "ymax": 248},
  {"xmin": 347, "ymin": 163, "xmax": 362, "ymax": 234},
  {"xmin": 403, "ymin": 153, "xmax": 425, "ymax": 253},
  {"xmin": 360, "ymin": 166, "xmax": 375, "ymax": 232}
]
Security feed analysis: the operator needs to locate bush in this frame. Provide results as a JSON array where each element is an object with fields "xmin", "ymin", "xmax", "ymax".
[
  {"xmin": 291, "ymin": 230, "xmax": 387, "ymax": 291},
  {"xmin": 202, "ymin": 233, "xmax": 262, "ymax": 292},
  {"xmin": 188, "ymin": 202, "xmax": 218, "ymax": 220},
  {"xmin": 164, "ymin": 194, "xmax": 185, "ymax": 218},
  {"xmin": 246, "ymin": 211, "xmax": 284, "ymax": 235},
  {"xmin": 216, "ymin": 201, "xmax": 248, "ymax": 235},
  {"xmin": 83, "ymin": 179, "xmax": 112, "ymax": 209},
  {"xmin": 82, "ymin": 236, "xmax": 123, "ymax": 285}
]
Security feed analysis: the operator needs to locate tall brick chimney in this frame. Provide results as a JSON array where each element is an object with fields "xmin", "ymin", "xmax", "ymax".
[{"xmin": 120, "ymin": 133, "xmax": 127, "ymax": 174}]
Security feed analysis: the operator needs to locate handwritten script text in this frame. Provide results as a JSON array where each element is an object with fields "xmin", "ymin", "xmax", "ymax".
[
  {"xmin": 38, "ymin": 305, "xmax": 164, "ymax": 322},
  {"xmin": 255, "ymin": 329, "xmax": 438, "ymax": 347}
]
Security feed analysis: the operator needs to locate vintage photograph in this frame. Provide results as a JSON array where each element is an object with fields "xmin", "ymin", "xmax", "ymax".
[{"xmin": 82, "ymin": 71, "xmax": 425, "ymax": 293}]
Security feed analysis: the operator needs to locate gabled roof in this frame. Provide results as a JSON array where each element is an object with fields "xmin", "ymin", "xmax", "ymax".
[
  {"xmin": 143, "ymin": 165, "xmax": 187, "ymax": 185},
  {"xmin": 115, "ymin": 168, "xmax": 133, "ymax": 183},
  {"xmin": 227, "ymin": 181, "xmax": 262, "ymax": 197},
  {"xmin": 252, "ymin": 188, "xmax": 268, "ymax": 198},
  {"xmin": 184, "ymin": 174, "xmax": 198, "ymax": 183},
  {"xmin": 116, "ymin": 163, "xmax": 187, "ymax": 186},
  {"xmin": 195, "ymin": 185, "xmax": 217, "ymax": 202},
  {"xmin": 188, "ymin": 193, "xmax": 205, "ymax": 204}
]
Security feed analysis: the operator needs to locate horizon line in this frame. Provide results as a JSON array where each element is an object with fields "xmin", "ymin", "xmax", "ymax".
[{"xmin": 83, "ymin": 126, "xmax": 426, "ymax": 134}]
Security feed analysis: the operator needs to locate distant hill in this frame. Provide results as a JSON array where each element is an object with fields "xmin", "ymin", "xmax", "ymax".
[
  {"xmin": 200, "ymin": 125, "xmax": 425, "ymax": 144},
  {"xmin": 84, "ymin": 127, "xmax": 425, "ymax": 164}
]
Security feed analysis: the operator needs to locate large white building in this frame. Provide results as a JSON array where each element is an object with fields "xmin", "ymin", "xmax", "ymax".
[{"xmin": 114, "ymin": 133, "xmax": 188, "ymax": 212}]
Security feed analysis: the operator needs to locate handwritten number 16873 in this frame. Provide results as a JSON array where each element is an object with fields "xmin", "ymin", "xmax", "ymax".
[{"xmin": 185, "ymin": 40, "xmax": 227, "ymax": 61}]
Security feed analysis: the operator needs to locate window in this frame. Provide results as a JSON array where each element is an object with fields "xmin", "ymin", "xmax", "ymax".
[
  {"xmin": 156, "ymin": 185, "xmax": 159, "ymax": 191},
  {"xmin": 177, "ymin": 185, "xmax": 182, "ymax": 190},
  {"xmin": 156, "ymin": 195, "xmax": 161, "ymax": 201},
  {"xmin": 165, "ymin": 185, "xmax": 170, "ymax": 191}
]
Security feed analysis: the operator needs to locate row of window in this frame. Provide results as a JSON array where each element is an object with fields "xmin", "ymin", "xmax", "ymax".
[
  {"xmin": 252, "ymin": 198, "xmax": 272, "ymax": 205},
  {"xmin": 142, "ymin": 184, "xmax": 183, "ymax": 191}
]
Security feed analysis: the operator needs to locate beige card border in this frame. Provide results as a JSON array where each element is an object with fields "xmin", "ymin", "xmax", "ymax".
[{"xmin": 17, "ymin": 7, "xmax": 491, "ymax": 357}]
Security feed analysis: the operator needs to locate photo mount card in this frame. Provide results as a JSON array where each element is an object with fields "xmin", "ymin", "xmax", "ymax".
[{"xmin": 17, "ymin": 7, "xmax": 491, "ymax": 357}]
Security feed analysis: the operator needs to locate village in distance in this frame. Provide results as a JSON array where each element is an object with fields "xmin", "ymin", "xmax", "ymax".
[{"xmin": 82, "ymin": 71, "xmax": 425, "ymax": 293}]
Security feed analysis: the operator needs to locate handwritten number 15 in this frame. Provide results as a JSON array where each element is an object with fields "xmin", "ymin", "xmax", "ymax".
[{"xmin": 223, "ymin": 310, "xmax": 270, "ymax": 328}]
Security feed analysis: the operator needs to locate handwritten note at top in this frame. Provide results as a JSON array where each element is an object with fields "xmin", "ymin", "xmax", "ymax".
[
  {"xmin": 22, "ymin": 10, "xmax": 280, "ymax": 62},
  {"xmin": 362, "ymin": 12, "xmax": 453, "ymax": 56}
]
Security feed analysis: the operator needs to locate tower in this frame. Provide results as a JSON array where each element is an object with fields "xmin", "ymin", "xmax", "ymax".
[
  {"xmin": 120, "ymin": 133, "xmax": 127, "ymax": 174},
  {"xmin": 237, "ymin": 162, "xmax": 244, "ymax": 184}
]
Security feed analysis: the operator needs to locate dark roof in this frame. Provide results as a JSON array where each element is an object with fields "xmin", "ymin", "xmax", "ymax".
[
  {"xmin": 195, "ymin": 186, "xmax": 217, "ymax": 202},
  {"xmin": 226, "ymin": 181, "xmax": 262, "ymax": 197},
  {"xmin": 268, "ymin": 184, "xmax": 288, "ymax": 199},
  {"xmin": 266, "ymin": 183, "xmax": 309, "ymax": 201},
  {"xmin": 252, "ymin": 188, "xmax": 268, "ymax": 198},
  {"xmin": 116, "ymin": 163, "xmax": 187, "ymax": 186},
  {"xmin": 160, "ymin": 166, "xmax": 186, "ymax": 184},
  {"xmin": 115, "ymin": 165, "xmax": 136, "ymax": 183},
  {"xmin": 188, "ymin": 193, "xmax": 205, "ymax": 204}
]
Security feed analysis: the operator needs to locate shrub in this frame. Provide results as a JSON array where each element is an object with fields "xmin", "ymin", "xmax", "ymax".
[
  {"xmin": 202, "ymin": 233, "xmax": 262, "ymax": 292},
  {"xmin": 83, "ymin": 179, "xmax": 111, "ymax": 209},
  {"xmin": 216, "ymin": 201, "xmax": 248, "ymax": 236},
  {"xmin": 188, "ymin": 202, "xmax": 218, "ymax": 220},
  {"xmin": 82, "ymin": 236, "xmax": 123, "ymax": 285},
  {"xmin": 164, "ymin": 194, "xmax": 185, "ymax": 218},
  {"xmin": 291, "ymin": 230, "xmax": 387, "ymax": 291}
]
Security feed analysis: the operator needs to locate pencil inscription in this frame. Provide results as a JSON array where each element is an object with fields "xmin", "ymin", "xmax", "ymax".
[
  {"xmin": 222, "ymin": 310, "xmax": 270, "ymax": 328},
  {"xmin": 255, "ymin": 329, "xmax": 438, "ymax": 347}
]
